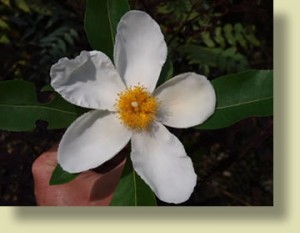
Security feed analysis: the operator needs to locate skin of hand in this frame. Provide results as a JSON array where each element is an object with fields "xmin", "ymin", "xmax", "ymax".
[{"xmin": 32, "ymin": 145, "xmax": 125, "ymax": 206}]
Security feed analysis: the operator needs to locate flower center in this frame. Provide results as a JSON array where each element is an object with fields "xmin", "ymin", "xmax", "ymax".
[{"xmin": 115, "ymin": 85, "xmax": 158, "ymax": 130}]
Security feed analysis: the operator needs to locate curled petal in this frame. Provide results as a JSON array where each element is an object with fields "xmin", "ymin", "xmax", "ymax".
[
  {"xmin": 114, "ymin": 10, "xmax": 167, "ymax": 92},
  {"xmin": 130, "ymin": 123, "xmax": 197, "ymax": 204},
  {"xmin": 50, "ymin": 51, "xmax": 125, "ymax": 110},
  {"xmin": 58, "ymin": 110, "xmax": 132, "ymax": 173},
  {"xmin": 154, "ymin": 73, "xmax": 216, "ymax": 128}
]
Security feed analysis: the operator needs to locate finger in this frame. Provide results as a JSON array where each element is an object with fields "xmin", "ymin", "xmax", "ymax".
[
  {"xmin": 32, "ymin": 145, "xmax": 126, "ymax": 206},
  {"xmin": 32, "ymin": 144, "xmax": 58, "ymax": 174}
]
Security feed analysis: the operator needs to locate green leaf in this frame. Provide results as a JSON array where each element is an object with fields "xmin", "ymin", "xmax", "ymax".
[
  {"xmin": 235, "ymin": 31, "xmax": 248, "ymax": 49},
  {"xmin": 41, "ymin": 84, "xmax": 54, "ymax": 92},
  {"xmin": 0, "ymin": 18, "xmax": 10, "ymax": 30},
  {"xmin": 0, "ymin": 34, "xmax": 10, "ymax": 44},
  {"xmin": 49, "ymin": 164, "xmax": 79, "ymax": 185},
  {"xmin": 15, "ymin": 0, "xmax": 31, "ymax": 13},
  {"xmin": 214, "ymin": 26, "xmax": 225, "ymax": 48},
  {"xmin": 84, "ymin": 0, "xmax": 130, "ymax": 60},
  {"xmin": 110, "ymin": 158, "xmax": 157, "ymax": 206},
  {"xmin": 157, "ymin": 58, "xmax": 173, "ymax": 87},
  {"xmin": 245, "ymin": 33, "xmax": 261, "ymax": 46},
  {"xmin": 201, "ymin": 31, "xmax": 215, "ymax": 48},
  {"xmin": 27, "ymin": 1, "xmax": 53, "ymax": 15},
  {"xmin": 181, "ymin": 45, "xmax": 249, "ymax": 74},
  {"xmin": 1, "ymin": 0, "xmax": 11, "ymax": 7},
  {"xmin": 224, "ymin": 23, "xmax": 236, "ymax": 46},
  {"xmin": 0, "ymin": 80, "xmax": 81, "ymax": 131},
  {"xmin": 196, "ymin": 70, "xmax": 273, "ymax": 129}
]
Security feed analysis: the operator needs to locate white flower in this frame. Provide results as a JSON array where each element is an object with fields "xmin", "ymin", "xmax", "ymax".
[{"xmin": 50, "ymin": 10, "xmax": 216, "ymax": 204}]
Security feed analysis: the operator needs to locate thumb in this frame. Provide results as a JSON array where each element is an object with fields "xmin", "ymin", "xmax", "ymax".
[{"xmin": 32, "ymin": 145, "xmax": 125, "ymax": 206}]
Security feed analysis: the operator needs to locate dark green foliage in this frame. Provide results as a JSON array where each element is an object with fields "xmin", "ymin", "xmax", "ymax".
[
  {"xmin": 0, "ymin": 0, "xmax": 83, "ymax": 87},
  {"xmin": 150, "ymin": 0, "xmax": 273, "ymax": 77},
  {"xmin": 181, "ymin": 45, "xmax": 249, "ymax": 75}
]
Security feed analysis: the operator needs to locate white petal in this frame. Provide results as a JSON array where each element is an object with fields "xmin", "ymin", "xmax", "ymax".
[
  {"xmin": 58, "ymin": 110, "xmax": 132, "ymax": 173},
  {"xmin": 114, "ymin": 10, "xmax": 167, "ymax": 92},
  {"xmin": 130, "ymin": 123, "xmax": 197, "ymax": 204},
  {"xmin": 154, "ymin": 72, "xmax": 216, "ymax": 128},
  {"xmin": 50, "ymin": 50, "xmax": 125, "ymax": 110}
]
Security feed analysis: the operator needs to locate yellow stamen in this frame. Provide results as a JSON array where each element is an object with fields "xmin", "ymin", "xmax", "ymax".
[{"xmin": 115, "ymin": 85, "xmax": 158, "ymax": 130}]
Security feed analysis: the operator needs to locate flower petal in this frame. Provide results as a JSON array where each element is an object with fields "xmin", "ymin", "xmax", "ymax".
[
  {"xmin": 114, "ymin": 10, "xmax": 167, "ymax": 92},
  {"xmin": 58, "ymin": 110, "xmax": 132, "ymax": 173},
  {"xmin": 50, "ymin": 51, "xmax": 125, "ymax": 110},
  {"xmin": 154, "ymin": 72, "xmax": 216, "ymax": 128},
  {"xmin": 130, "ymin": 123, "xmax": 197, "ymax": 204}
]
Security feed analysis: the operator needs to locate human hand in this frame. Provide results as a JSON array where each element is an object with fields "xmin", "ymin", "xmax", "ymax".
[{"xmin": 32, "ymin": 145, "xmax": 125, "ymax": 206}]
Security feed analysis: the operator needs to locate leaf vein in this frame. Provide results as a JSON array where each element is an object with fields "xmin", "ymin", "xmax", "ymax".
[
  {"xmin": 133, "ymin": 170, "xmax": 137, "ymax": 206},
  {"xmin": 216, "ymin": 96, "xmax": 272, "ymax": 110},
  {"xmin": 0, "ymin": 104, "xmax": 78, "ymax": 116}
]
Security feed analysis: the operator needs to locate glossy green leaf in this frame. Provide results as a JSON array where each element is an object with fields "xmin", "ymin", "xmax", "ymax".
[
  {"xmin": 0, "ymin": 80, "xmax": 81, "ymax": 131},
  {"xmin": 196, "ymin": 70, "xmax": 273, "ymax": 129},
  {"xmin": 110, "ymin": 158, "xmax": 157, "ymax": 206},
  {"xmin": 49, "ymin": 164, "xmax": 79, "ymax": 185},
  {"xmin": 84, "ymin": 0, "xmax": 130, "ymax": 60}
]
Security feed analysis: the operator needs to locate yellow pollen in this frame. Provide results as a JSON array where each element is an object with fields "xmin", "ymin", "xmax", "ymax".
[{"xmin": 115, "ymin": 85, "xmax": 158, "ymax": 130}]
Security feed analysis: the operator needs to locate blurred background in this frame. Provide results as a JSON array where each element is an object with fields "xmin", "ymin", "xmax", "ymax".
[{"xmin": 0, "ymin": 0, "xmax": 273, "ymax": 206}]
